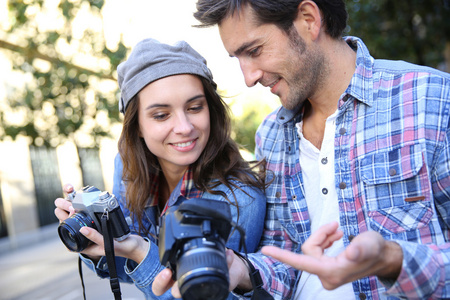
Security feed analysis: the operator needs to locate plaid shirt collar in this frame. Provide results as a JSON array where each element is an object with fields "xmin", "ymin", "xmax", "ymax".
[
  {"xmin": 274, "ymin": 36, "xmax": 375, "ymax": 126},
  {"xmin": 160, "ymin": 167, "xmax": 202, "ymax": 215}
]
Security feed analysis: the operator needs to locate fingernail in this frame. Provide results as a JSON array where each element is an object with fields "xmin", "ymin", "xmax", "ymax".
[{"xmin": 79, "ymin": 227, "xmax": 89, "ymax": 235}]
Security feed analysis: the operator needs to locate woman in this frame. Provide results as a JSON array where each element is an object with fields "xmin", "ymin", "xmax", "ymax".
[{"xmin": 54, "ymin": 38, "xmax": 266, "ymax": 299}]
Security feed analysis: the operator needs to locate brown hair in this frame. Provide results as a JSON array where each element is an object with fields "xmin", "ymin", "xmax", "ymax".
[
  {"xmin": 194, "ymin": 0, "xmax": 348, "ymax": 39},
  {"xmin": 118, "ymin": 76, "xmax": 266, "ymax": 234}
]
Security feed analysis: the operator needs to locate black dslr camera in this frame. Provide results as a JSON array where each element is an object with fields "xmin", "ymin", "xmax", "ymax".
[
  {"xmin": 58, "ymin": 185, "xmax": 131, "ymax": 252},
  {"xmin": 159, "ymin": 198, "xmax": 233, "ymax": 300}
]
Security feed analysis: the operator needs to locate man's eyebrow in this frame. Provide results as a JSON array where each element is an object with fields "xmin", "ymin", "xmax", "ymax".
[{"xmin": 231, "ymin": 40, "xmax": 258, "ymax": 57}]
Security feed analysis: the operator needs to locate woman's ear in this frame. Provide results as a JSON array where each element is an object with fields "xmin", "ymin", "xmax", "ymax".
[{"xmin": 292, "ymin": 0, "xmax": 322, "ymax": 41}]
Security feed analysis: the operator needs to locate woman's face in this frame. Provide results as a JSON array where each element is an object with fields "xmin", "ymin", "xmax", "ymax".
[{"xmin": 138, "ymin": 74, "xmax": 210, "ymax": 175}]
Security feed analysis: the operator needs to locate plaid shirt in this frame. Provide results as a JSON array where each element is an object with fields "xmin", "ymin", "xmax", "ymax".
[{"xmin": 249, "ymin": 37, "xmax": 450, "ymax": 300}]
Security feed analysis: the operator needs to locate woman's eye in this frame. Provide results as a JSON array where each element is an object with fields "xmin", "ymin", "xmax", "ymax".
[
  {"xmin": 152, "ymin": 113, "xmax": 169, "ymax": 120},
  {"xmin": 188, "ymin": 105, "xmax": 204, "ymax": 113}
]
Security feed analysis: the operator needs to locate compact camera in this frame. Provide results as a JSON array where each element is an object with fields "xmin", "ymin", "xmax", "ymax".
[
  {"xmin": 159, "ymin": 198, "xmax": 233, "ymax": 300},
  {"xmin": 58, "ymin": 185, "xmax": 131, "ymax": 252}
]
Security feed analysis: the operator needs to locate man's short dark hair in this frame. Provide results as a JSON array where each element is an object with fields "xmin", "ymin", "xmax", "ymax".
[{"xmin": 194, "ymin": 0, "xmax": 348, "ymax": 39}]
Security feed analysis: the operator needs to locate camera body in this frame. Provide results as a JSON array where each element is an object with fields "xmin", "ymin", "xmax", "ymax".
[
  {"xmin": 58, "ymin": 185, "xmax": 130, "ymax": 252},
  {"xmin": 159, "ymin": 197, "xmax": 232, "ymax": 300}
]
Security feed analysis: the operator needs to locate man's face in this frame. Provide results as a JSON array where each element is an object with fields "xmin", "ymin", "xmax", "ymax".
[{"xmin": 218, "ymin": 5, "xmax": 326, "ymax": 110}]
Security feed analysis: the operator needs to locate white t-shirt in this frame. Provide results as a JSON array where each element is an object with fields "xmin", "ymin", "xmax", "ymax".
[{"xmin": 294, "ymin": 110, "xmax": 355, "ymax": 300}]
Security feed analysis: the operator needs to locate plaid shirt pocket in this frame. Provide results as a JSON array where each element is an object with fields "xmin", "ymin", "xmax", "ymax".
[{"xmin": 359, "ymin": 144, "xmax": 434, "ymax": 236}]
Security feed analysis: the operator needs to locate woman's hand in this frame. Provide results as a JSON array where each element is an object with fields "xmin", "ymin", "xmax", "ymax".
[
  {"xmin": 54, "ymin": 183, "xmax": 75, "ymax": 222},
  {"xmin": 152, "ymin": 249, "xmax": 250, "ymax": 297},
  {"xmin": 54, "ymin": 183, "xmax": 150, "ymax": 264},
  {"xmin": 79, "ymin": 227, "xmax": 149, "ymax": 263}
]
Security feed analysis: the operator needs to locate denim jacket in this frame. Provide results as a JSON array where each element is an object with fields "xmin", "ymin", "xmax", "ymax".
[{"xmin": 81, "ymin": 154, "xmax": 266, "ymax": 299}]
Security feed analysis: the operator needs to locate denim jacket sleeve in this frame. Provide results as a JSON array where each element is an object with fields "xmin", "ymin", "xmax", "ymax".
[
  {"xmin": 81, "ymin": 154, "xmax": 267, "ymax": 300},
  {"xmin": 80, "ymin": 153, "xmax": 177, "ymax": 299},
  {"xmin": 202, "ymin": 180, "xmax": 267, "ymax": 253}
]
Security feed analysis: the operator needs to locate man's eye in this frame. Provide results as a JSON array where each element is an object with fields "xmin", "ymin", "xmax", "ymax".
[{"xmin": 248, "ymin": 47, "xmax": 261, "ymax": 57}]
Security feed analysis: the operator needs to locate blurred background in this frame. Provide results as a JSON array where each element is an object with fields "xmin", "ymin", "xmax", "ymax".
[{"xmin": 0, "ymin": 0, "xmax": 448, "ymax": 299}]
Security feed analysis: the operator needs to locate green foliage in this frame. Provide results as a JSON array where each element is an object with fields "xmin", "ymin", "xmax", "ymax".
[
  {"xmin": 0, "ymin": 0, "xmax": 128, "ymax": 147},
  {"xmin": 345, "ymin": 0, "xmax": 449, "ymax": 69},
  {"xmin": 229, "ymin": 96, "xmax": 276, "ymax": 154},
  {"xmin": 2, "ymin": 0, "xmax": 448, "ymax": 150}
]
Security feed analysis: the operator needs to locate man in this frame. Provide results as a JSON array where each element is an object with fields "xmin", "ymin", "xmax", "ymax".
[{"xmin": 153, "ymin": 0, "xmax": 450, "ymax": 299}]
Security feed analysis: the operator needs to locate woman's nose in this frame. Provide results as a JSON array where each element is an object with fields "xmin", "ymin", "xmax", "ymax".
[{"xmin": 173, "ymin": 114, "xmax": 194, "ymax": 135}]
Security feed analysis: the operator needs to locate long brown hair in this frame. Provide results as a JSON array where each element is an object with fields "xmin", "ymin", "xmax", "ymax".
[{"xmin": 118, "ymin": 76, "xmax": 266, "ymax": 234}]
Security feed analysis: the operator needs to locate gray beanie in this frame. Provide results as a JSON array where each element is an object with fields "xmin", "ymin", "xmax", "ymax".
[{"xmin": 117, "ymin": 38, "xmax": 217, "ymax": 113}]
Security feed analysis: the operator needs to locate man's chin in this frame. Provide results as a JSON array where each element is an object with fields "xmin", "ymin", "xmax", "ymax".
[{"xmin": 280, "ymin": 96, "xmax": 306, "ymax": 111}]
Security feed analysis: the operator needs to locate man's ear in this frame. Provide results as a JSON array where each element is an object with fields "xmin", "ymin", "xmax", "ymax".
[{"xmin": 292, "ymin": 0, "xmax": 322, "ymax": 41}]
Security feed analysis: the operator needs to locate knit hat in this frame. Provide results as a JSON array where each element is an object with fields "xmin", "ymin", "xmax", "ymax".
[{"xmin": 117, "ymin": 38, "xmax": 216, "ymax": 113}]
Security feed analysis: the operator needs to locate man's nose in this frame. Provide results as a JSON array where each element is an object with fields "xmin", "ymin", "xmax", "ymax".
[{"xmin": 239, "ymin": 59, "xmax": 263, "ymax": 87}]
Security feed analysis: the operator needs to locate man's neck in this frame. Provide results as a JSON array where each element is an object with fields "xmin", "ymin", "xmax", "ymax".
[
  {"xmin": 310, "ymin": 38, "xmax": 356, "ymax": 115},
  {"xmin": 302, "ymin": 39, "xmax": 356, "ymax": 150}
]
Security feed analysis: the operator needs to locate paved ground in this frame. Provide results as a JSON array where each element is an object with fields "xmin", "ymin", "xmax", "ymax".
[{"xmin": 0, "ymin": 224, "xmax": 144, "ymax": 300}]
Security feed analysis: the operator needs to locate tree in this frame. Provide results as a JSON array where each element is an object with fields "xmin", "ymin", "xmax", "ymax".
[
  {"xmin": 345, "ymin": 0, "xmax": 450, "ymax": 71},
  {"xmin": 0, "ymin": 0, "xmax": 127, "ymax": 148}
]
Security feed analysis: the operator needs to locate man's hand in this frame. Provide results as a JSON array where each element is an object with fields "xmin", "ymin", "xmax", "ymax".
[
  {"xmin": 152, "ymin": 249, "xmax": 252, "ymax": 297},
  {"xmin": 261, "ymin": 221, "xmax": 403, "ymax": 290}
]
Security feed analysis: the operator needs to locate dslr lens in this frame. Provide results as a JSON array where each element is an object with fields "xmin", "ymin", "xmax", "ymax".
[
  {"xmin": 177, "ymin": 243, "xmax": 229, "ymax": 300},
  {"xmin": 58, "ymin": 211, "xmax": 96, "ymax": 252}
]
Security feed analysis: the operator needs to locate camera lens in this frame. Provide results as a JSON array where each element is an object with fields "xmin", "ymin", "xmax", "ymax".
[
  {"xmin": 58, "ymin": 211, "xmax": 96, "ymax": 252},
  {"xmin": 177, "ymin": 242, "xmax": 229, "ymax": 300}
]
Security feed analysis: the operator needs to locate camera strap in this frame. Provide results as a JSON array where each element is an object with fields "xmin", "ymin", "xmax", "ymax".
[
  {"xmin": 101, "ymin": 213, "xmax": 123, "ymax": 300},
  {"xmin": 231, "ymin": 223, "xmax": 274, "ymax": 300},
  {"xmin": 232, "ymin": 250, "xmax": 274, "ymax": 300},
  {"xmin": 78, "ymin": 256, "xmax": 87, "ymax": 300}
]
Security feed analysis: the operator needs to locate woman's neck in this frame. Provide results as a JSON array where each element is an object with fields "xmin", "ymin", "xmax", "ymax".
[{"xmin": 158, "ymin": 164, "xmax": 189, "ymax": 200}]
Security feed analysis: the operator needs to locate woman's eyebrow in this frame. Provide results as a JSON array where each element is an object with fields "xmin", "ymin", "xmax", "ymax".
[
  {"xmin": 144, "ymin": 94, "xmax": 205, "ymax": 110},
  {"xmin": 145, "ymin": 103, "xmax": 169, "ymax": 110}
]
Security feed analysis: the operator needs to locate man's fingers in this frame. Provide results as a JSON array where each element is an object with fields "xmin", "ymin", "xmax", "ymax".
[
  {"xmin": 344, "ymin": 231, "xmax": 384, "ymax": 263},
  {"xmin": 300, "ymin": 221, "xmax": 342, "ymax": 257},
  {"xmin": 262, "ymin": 246, "xmax": 315, "ymax": 270},
  {"xmin": 344, "ymin": 242, "xmax": 361, "ymax": 262},
  {"xmin": 308, "ymin": 221, "xmax": 340, "ymax": 246}
]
